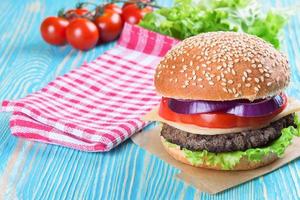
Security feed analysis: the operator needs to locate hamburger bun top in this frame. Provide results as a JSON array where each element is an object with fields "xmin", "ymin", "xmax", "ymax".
[{"xmin": 154, "ymin": 32, "xmax": 290, "ymax": 101}]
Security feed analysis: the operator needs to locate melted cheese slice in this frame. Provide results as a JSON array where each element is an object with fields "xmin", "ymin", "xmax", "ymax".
[{"xmin": 142, "ymin": 97, "xmax": 300, "ymax": 135}]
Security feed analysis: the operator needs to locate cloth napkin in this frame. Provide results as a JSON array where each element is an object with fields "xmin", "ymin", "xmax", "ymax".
[{"xmin": 1, "ymin": 23, "xmax": 179, "ymax": 152}]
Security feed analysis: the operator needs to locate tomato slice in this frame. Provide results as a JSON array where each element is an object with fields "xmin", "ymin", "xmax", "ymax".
[{"xmin": 158, "ymin": 95, "xmax": 287, "ymax": 129}]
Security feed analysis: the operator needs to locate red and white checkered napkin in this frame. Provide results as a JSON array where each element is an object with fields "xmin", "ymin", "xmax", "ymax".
[{"xmin": 1, "ymin": 23, "xmax": 179, "ymax": 151}]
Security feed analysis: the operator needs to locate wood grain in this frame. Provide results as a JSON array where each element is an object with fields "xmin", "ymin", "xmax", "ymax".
[{"xmin": 0, "ymin": 0, "xmax": 299, "ymax": 199}]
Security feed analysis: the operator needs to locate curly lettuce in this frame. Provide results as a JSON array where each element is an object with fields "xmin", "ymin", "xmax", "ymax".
[
  {"xmin": 164, "ymin": 115, "xmax": 300, "ymax": 170},
  {"xmin": 140, "ymin": 0, "xmax": 288, "ymax": 48}
]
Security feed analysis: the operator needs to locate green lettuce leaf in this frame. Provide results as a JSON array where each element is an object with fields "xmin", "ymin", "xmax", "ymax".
[
  {"xmin": 139, "ymin": 0, "xmax": 288, "ymax": 48},
  {"xmin": 163, "ymin": 115, "xmax": 300, "ymax": 170}
]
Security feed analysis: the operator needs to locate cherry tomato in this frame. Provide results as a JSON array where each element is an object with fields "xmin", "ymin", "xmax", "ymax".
[
  {"xmin": 94, "ymin": 10, "xmax": 123, "ymax": 43},
  {"xmin": 122, "ymin": 2, "xmax": 133, "ymax": 9},
  {"xmin": 65, "ymin": 8, "xmax": 89, "ymax": 21},
  {"xmin": 122, "ymin": 0, "xmax": 151, "ymax": 9},
  {"xmin": 66, "ymin": 18, "xmax": 99, "ymax": 51},
  {"xmin": 104, "ymin": 3, "xmax": 122, "ymax": 15},
  {"xmin": 158, "ymin": 95, "xmax": 287, "ymax": 129},
  {"xmin": 66, "ymin": 8, "xmax": 88, "ymax": 16},
  {"xmin": 40, "ymin": 16, "xmax": 69, "ymax": 46},
  {"xmin": 121, "ymin": 4, "xmax": 152, "ymax": 24}
]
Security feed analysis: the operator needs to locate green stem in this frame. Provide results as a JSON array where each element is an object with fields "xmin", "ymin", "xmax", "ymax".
[{"xmin": 77, "ymin": 2, "xmax": 98, "ymax": 8}]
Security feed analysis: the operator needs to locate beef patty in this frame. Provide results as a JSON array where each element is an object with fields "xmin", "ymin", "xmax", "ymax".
[{"xmin": 161, "ymin": 114, "xmax": 295, "ymax": 153}]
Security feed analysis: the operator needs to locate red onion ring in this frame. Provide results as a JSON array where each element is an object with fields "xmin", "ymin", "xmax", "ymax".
[
  {"xmin": 226, "ymin": 95, "xmax": 285, "ymax": 117},
  {"xmin": 168, "ymin": 94, "xmax": 286, "ymax": 117}
]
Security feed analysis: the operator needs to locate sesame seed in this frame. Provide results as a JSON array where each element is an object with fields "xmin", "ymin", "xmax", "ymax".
[
  {"xmin": 199, "ymin": 85, "xmax": 204, "ymax": 88},
  {"xmin": 245, "ymin": 83, "xmax": 251, "ymax": 87},
  {"xmin": 197, "ymin": 78, "xmax": 203, "ymax": 81},
  {"xmin": 237, "ymin": 83, "xmax": 242, "ymax": 88},
  {"xmin": 232, "ymin": 88, "xmax": 237, "ymax": 94},
  {"xmin": 228, "ymin": 89, "xmax": 233, "ymax": 93},
  {"xmin": 182, "ymin": 85, "xmax": 187, "ymax": 88},
  {"xmin": 243, "ymin": 72, "xmax": 248, "ymax": 77},
  {"xmin": 196, "ymin": 66, "xmax": 200, "ymax": 70},
  {"xmin": 265, "ymin": 73, "xmax": 270, "ymax": 77},
  {"xmin": 223, "ymin": 88, "xmax": 228, "ymax": 93},
  {"xmin": 251, "ymin": 64, "xmax": 257, "ymax": 68},
  {"xmin": 221, "ymin": 82, "xmax": 226, "ymax": 86},
  {"xmin": 217, "ymin": 66, "xmax": 222, "ymax": 70},
  {"xmin": 267, "ymin": 82, "xmax": 272, "ymax": 86},
  {"xmin": 254, "ymin": 78, "xmax": 260, "ymax": 83},
  {"xmin": 193, "ymin": 75, "xmax": 197, "ymax": 80},
  {"xmin": 246, "ymin": 69, "xmax": 252, "ymax": 73},
  {"xmin": 183, "ymin": 65, "xmax": 188, "ymax": 70},
  {"xmin": 247, "ymin": 77, "xmax": 252, "ymax": 81},
  {"xmin": 258, "ymin": 64, "xmax": 262, "ymax": 68},
  {"xmin": 228, "ymin": 80, "xmax": 234, "ymax": 84},
  {"xmin": 217, "ymin": 76, "xmax": 221, "ymax": 81},
  {"xmin": 260, "ymin": 76, "xmax": 264, "ymax": 82},
  {"xmin": 209, "ymin": 81, "xmax": 214, "ymax": 85},
  {"xmin": 234, "ymin": 93, "xmax": 239, "ymax": 97},
  {"xmin": 202, "ymin": 64, "xmax": 207, "ymax": 68},
  {"xmin": 172, "ymin": 65, "xmax": 176, "ymax": 69},
  {"xmin": 254, "ymin": 87, "xmax": 259, "ymax": 92},
  {"xmin": 170, "ymin": 71, "xmax": 174, "ymax": 74}
]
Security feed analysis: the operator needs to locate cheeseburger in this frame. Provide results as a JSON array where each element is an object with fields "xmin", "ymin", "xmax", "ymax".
[{"xmin": 145, "ymin": 32, "xmax": 300, "ymax": 170}]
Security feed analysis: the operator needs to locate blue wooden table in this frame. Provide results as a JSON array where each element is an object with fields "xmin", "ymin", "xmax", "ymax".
[{"xmin": 0, "ymin": 0, "xmax": 299, "ymax": 199}]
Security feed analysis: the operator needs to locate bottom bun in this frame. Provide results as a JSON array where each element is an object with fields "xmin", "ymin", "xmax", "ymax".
[{"xmin": 161, "ymin": 136, "xmax": 278, "ymax": 171}]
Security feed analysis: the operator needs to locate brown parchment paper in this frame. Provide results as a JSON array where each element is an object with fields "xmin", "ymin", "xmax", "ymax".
[{"xmin": 131, "ymin": 125, "xmax": 300, "ymax": 194}]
